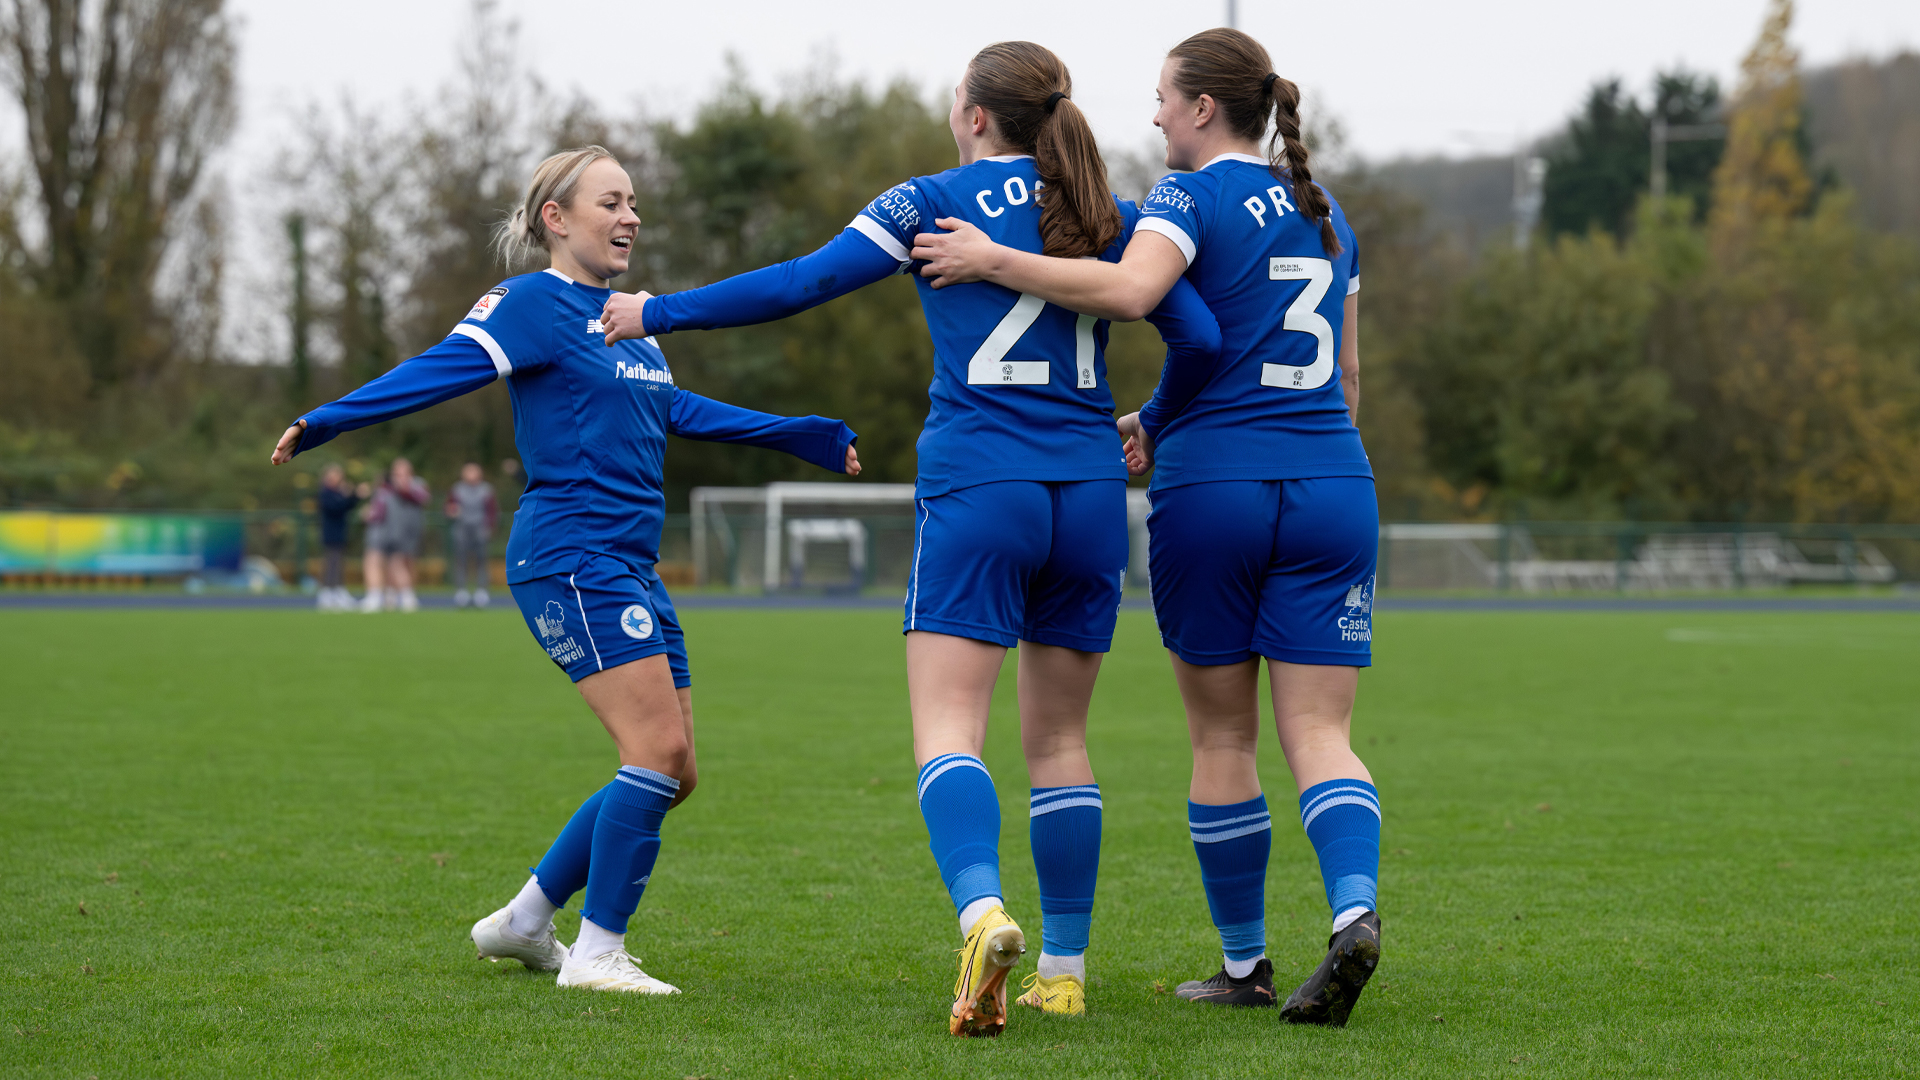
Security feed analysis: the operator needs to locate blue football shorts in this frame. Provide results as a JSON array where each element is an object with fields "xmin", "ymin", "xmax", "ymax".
[
  {"xmin": 904, "ymin": 479, "xmax": 1128, "ymax": 652},
  {"xmin": 510, "ymin": 552, "xmax": 690, "ymax": 687},
  {"xmin": 1147, "ymin": 477, "xmax": 1378, "ymax": 667}
]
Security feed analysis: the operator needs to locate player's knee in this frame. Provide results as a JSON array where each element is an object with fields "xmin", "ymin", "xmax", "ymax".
[{"xmin": 671, "ymin": 765, "xmax": 698, "ymax": 807}]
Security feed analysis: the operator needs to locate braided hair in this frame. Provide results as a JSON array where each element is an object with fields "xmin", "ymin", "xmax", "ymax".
[{"xmin": 1166, "ymin": 29, "xmax": 1341, "ymax": 256}]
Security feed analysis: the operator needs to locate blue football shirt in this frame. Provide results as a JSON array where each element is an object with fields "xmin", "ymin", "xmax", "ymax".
[
  {"xmin": 645, "ymin": 155, "xmax": 1221, "ymax": 498},
  {"xmin": 1134, "ymin": 153, "xmax": 1372, "ymax": 489},
  {"xmin": 293, "ymin": 268, "xmax": 856, "ymax": 583}
]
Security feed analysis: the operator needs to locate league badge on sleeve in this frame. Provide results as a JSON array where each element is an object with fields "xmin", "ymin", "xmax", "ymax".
[{"xmin": 466, "ymin": 286, "xmax": 508, "ymax": 322}]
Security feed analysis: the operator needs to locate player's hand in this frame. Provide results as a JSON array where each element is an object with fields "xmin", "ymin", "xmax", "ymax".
[
  {"xmin": 271, "ymin": 420, "xmax": 306, "ymax": 465},
  {"xmin": 844, "ymin": 446, "xmax": 862, "ymax": 476},
  {"xmin": 601, "ymin": 290, "xmax": 653, "ymax": 345},
  {"xmin": 912, "ymin": 218, "xmax": 998, "ymax": 289},
  {"xmin": 1117, "ymin": 412, "xmax": 1154, "ymax": 476}
]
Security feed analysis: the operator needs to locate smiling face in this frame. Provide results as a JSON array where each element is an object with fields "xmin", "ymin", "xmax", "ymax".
[
  {"xmin": 1153, "ymin": 58, "xmax": 1207, "ymax": 172},
  {"xmin": 541, "ymin": 157, "xmax": 641, "ymax": 286}
]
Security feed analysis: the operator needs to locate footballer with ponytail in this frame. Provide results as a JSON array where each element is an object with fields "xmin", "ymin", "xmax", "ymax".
[
  {"xmin": 962, "ymin": 41, "xmax": 1123, "ymax": 259},
  {"xmin": 1166, "ymin": 29, "xmax": 1341, "ymax": 256},
  {"xmin": 594, "ymin": 37, "xmax": 1224, "ymax": 1037},
  {"xmin": 912, "ymin": 27, "xmax": 1386, "ymax": 1029}
]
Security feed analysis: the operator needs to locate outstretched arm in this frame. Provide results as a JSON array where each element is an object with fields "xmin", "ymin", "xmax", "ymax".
[
  {"xmin": 271, "ymin": 336, "xmax": 503, "ymax": 464},
  {"xmin": 600, "ymin": 228, "xmax": 904, "ymax": 344},
  {"xmin": 668, "ymin": 389, "xmax": 861, "ymax": 476},
  {"xmin": 910, "ymin": 220, "xmax": 1189, "ymax": 322}
]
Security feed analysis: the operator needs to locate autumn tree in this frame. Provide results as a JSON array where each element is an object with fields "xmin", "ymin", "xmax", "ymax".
[{"xmin": 0, "ymin": 0, "xmax": 236, "ymax": 388}]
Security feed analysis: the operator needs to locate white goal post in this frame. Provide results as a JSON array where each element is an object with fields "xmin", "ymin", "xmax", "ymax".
[{"xmin": 690, "ymin": 482, "xmax": 1153, "ymax": 593}]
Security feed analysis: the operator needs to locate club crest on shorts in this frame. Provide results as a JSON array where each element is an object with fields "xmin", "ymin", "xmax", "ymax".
[
  {"xmin": 1338, "ymin": 576, "xmax": 1373, "ymax": 643},
  {"xmin": 619, "ymin": 604, "xmax": 655, "ymax": 640}
]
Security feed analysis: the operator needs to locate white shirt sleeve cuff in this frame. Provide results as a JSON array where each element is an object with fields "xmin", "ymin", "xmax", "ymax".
[
  {"xmin": 848, "ymin": 215, "xmax": 911, "ymax": 266},
  {"xmin": 1135, "ymin": 217, "xmax": 1196, "ymax": 267},
  {"xmin": 451, "ymin": 324, "xmax": 512, "ymax": 378},
  {"xmin": 1347, "ymin": 275, "xmax": 1360, "ymax": 296}
]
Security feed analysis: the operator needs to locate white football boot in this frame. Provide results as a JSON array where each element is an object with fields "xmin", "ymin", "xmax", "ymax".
[
  {"xmin": 470, "ymin": 907, "xmax": 569, "ymax": 971},
  {"xmin": 556, "ymin": 948, "xmax": 680, "ymax": 994}
]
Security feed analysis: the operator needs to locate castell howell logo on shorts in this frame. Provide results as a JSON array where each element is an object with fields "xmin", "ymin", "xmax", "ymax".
[
  {"xmin": 1338, "ymin": 577, "xmax": 1374, "ymax": 643},
  {"xmin": 535, "ymin": 601, "xmax": 566, "ymax": 641},
  {"xmin": 620, "ymin": 604, "xmax": 655, "ymax": 640}
]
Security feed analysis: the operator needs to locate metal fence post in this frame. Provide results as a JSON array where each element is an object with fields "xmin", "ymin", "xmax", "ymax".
[
  {"xmin": 1731, "ymin": 520, "xmax": 1745, "ymax": 590},
  {"xmin": 1496, "ymin": 523, "xmax": 1511, "ymax": 592}
]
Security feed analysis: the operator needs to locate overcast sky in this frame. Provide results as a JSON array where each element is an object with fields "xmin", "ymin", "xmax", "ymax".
[{"xmin": 230, "ymin": 0, "xmax": 1919, "ymax": 166}]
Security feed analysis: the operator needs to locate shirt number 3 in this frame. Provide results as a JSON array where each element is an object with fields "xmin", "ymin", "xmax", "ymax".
[{"xmin": 1262, "ymin": 257, "xmax": 1335, "ymax": 391}]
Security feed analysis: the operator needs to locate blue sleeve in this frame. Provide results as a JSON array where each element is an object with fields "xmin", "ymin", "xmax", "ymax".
[
  {"xmin": 643, "ymin": 225, "xmax": 905, "ymax": 334},
  {"xmin": 1137, "ymin": 276, "xmax": 1223, "ymax": 444},
  {"xmin": 668, "ymin": 389, "xmax": 857, "ymax": 474},
  {"xmin": 1135, "ymin": 174, "xmax": 1204, "ymax": 266},
  {"xmin": 293, "ymin": 335, "xmax": 501, "ymax": 455}
]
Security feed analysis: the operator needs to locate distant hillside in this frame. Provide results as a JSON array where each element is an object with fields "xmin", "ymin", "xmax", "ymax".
[
  {"xmin": 1804, "ymin": 52, "xmax": 1920, "ymax": 236},
  {"xmin": 1364, "ymin": 52, "xmax": 1920, "ymax": 245}
]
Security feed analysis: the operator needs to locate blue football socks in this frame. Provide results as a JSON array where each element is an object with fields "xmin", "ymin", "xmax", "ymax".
[
  {"xmin": 580, "ymin": 765, "xmax": 679, "ymax": 935},
  {"xmin": 917, "ymin": 753, "xmax": 1003, "ymax": 926},
  {"xmin": 532, "ymin": 781, "xmax": 612, "ymax": 908},
  {"xmin": 1190, "ymin": 795, "xmax": 1272, "ymax": 968},
  {"xmin": 1299, "ymin": 778, "xmax": 1381, "ymax": 929},
  {"xmin": 1030, "ymin": 785, "xmax": 1101, "ymax": 960}
]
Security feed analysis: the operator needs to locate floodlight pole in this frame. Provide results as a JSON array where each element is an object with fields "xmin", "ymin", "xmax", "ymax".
[
  {"xmin": 1226, "ymin": 0, "xmax": 1237, "ymax": 28},
  {"xmin": 1649, "ymin": 115, "xmax": 1726, "ymax": 201}
]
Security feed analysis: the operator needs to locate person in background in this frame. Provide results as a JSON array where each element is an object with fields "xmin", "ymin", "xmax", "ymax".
[
  {"xmin": 316, "ymin": 464, "xmax": 371, "ymax": 611},
  {"xmin": 362, "ymin": 457, "xmax": 430, "ymax": 613},
  {"xmin": 446, "ymin": 461, "xmax": 499, "ymax": 608}
]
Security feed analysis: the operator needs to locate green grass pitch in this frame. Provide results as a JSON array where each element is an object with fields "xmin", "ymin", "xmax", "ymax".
[{"xmin": 1, "ymin": 606, "xmax": 1915, "ymax": 1078}]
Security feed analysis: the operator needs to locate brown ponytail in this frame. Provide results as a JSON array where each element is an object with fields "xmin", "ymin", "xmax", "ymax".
[
  {"xmin": 965, "ymin": 41, "xmax": 1123, "ymax": 260},
  {"xmin": 1166, "ymin": 29, "xmax": 1342, "ymax": 256}
]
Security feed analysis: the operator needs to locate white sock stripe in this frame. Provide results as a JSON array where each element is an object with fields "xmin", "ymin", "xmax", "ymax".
[
  {"xmin": 614, "ymin": 773, "xmax": 678, "ymax": 799},
  {"xmin": 1188, "ymin": 810, "xmax": 1271, "ymax": 830},
  {"xmin": 618, "ymin": 765, "xmax": 681, "ymax": 790},
  {"xmin": 1030, "ymin": 786, "xmax": 1101, "ymax": 809},
  {"xmin": 916, "ymin": 755, "xmax": 990, "ymax": 801},
  {"xmin": 1191, "ymin": 820, "xmax": 1274, "ymax": 843},
  {"xmin": 1300, "ymin": 794, "xmax": 1383, "ymax": 831},
  {"xmin": 916, "ymin": 752, "xmax": 972, "ymax": 781},
  {"xmin": 1029, "ymin": 797, "xmax": 1104, "ymax": 817},
  {"xmin": 1301, "ymin": 785, "xmax": 1379, "ymax": 819}
]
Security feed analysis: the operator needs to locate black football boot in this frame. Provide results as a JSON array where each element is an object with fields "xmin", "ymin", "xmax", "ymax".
[
  {"xmin": 1280, "ymin": 911, "xmax": 1381, "ymax": 1027},
  {"xmin": 1173, "ymin": 957, "xmax": 1278, "ymax": 1007}
]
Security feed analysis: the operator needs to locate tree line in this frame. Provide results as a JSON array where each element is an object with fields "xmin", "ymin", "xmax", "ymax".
[{"xmin": 1, "ymin": 0, "xmax": 1915, "ymax": 523}]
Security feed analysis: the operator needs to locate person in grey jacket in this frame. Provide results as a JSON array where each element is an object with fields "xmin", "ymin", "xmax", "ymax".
[{"xmin": 445, "ymin": 461, "xmax": 499, "ymax": 608}]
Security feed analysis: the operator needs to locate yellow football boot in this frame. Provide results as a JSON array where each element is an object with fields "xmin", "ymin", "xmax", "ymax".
[
  {"xmin": 1015, "ymin": 970, "xmax": 1086, "ymax": 1016},
  {"xmin": 950, "ymin": 906, "xmax": 1026, "ymax": 1037}
]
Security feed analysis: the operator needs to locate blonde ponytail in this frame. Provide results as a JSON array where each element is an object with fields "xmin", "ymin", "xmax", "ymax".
[{"xmin": 492, "ymin": 145, "xmax": 616, "ymax": 267}]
